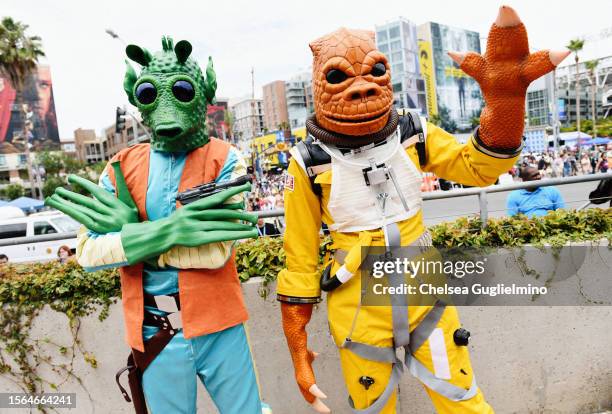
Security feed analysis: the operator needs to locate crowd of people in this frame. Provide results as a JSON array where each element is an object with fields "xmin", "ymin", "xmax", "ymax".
[
  {"xmin": 247, "ymin": 171, "xmax": 286, "ymax": 235},
  {"xmin": 515, "ymin": 145, "xmax": 611, "ymax": 178}
]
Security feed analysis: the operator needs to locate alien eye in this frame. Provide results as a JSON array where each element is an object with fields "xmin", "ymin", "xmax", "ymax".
[
  {"xmin": 326, "ymin": 69, "xmax": 348, "ymax": 84},
  {"xmin": 172, "ymin": 80, "xmax": 195, "ymax": 102},
  {"xmin": 135, "ymin": 82, "xmax": 157, "ymax": 105},
  {"xmin": 371, "ymin": 62, "xmax": 387, "ymax": 77}
]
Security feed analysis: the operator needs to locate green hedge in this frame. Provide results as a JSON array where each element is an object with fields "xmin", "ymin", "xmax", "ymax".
[{"xmin": 1, "ymin": 208, "xmax": 610, "ymax": 307}]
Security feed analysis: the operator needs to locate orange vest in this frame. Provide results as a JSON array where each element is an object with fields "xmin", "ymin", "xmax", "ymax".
[{"xmin": 107, "ymin": 138, "xmax": 248, "ymax": 352}]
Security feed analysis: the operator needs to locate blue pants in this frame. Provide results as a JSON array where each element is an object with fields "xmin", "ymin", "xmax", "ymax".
[{"xmin": 141, "ymin": 323, "xmax": 262, "ymax": 414}]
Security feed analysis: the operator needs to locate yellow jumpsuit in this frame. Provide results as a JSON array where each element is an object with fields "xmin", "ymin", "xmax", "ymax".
[{"xmin": 277, "ymin": 122, "xmax": 519, "ymax": 413}]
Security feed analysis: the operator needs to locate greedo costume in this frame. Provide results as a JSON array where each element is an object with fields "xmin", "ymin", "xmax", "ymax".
[
  {"xmin": 278, "ymin": 8, "xmax": 565, "ymax": 414},
  {"xmin": 46, "ymin": 37, "xmax": 271, "ymax": 414}
]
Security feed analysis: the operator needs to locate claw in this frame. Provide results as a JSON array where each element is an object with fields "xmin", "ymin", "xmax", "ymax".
[
  {"xmin": 447, "ymin": 51, "xmax": 466, "ymax": 66},
  {"xmin": 309, "ymin": 384, "xmax": 327, "ymax": 399},
  {"xmin": 549, "ymin": 50, "xmax": 571, "ymax": 66},
  {"xmin": 495, "ymin": 5, "xmax": 522, "ymax": 27},
  {"xmin": 311, "ymin": 397, "xmax": 331, "ymax": 413}
]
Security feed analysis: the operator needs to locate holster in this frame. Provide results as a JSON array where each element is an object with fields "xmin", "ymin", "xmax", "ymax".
[
  {"xmin": 115, "ymin": 353, "xmax": 148, "ymax": 414},
  {"xmin": 115, "ymin": 293, "xmax": 181, "ymax": 414}
]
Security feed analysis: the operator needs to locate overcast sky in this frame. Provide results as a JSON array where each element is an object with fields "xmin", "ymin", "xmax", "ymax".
[{"xmin": 3, "ymin": 0, "xmax": 611, "ymax": 139}]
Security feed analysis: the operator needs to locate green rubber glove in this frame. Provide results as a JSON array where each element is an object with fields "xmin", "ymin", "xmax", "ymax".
[
  {"xmin": 121, "ymin": 182, "xmax": 258, "ymax": 265},
  {"xmin": 45, "ymin": 162, "xmax": 139, "ymax": 234}
]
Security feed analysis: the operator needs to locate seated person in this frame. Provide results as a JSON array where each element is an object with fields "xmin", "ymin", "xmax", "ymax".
[{"xmin": 507, "ymin": 166, "xmax": 565, "ymax": 217}]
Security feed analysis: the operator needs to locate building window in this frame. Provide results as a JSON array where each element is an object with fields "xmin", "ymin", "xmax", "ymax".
[
  {"xmin": 392, "ymin": 63, "xmax": 404, "ymax": 73},
  {"xmin": 379, "ymin": 44, "xmax": 389, "ymax": 54},
  {"xmin": 392, "ymin": 83, "xmax": 402, "ymax": 92},
  {"xmin": 390, "ymin": 40, "xmax": 401, "ymax": 51},
  {"xmin": 376, "ymin": 30, "xmax": 387, "ymax": 42},
  {"xmin": 389, "ymin": 26, "xmax": 400, "ymax": 39},
  {"xmin": 0, "ymin": 155, "xmax": 5, "ymax": 166},
  {"xmin": 18, "ymin": 154, "xmax": 27, "ymax": 165}
]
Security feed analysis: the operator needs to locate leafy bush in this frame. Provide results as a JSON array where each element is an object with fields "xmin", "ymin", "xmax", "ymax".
[
  {"xmin": 1, "ymin": 183, "xmax": 25, "ymax": 200},
  {"xmin": 235, "ymin": 236, "xmax": 284, "ymax": 288},
  {"xmin": 430, "ymin": 208, "xmax": 611, "ymax": 248},
  {"xmin": 1, "ymin": 208, "xmax": 609, "ymax": 306}
]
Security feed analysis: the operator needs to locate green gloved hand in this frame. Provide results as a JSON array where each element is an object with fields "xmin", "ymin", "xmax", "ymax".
[
  {"xmin": 45, "ymin": 162, "xmax": 139, "ymax": 234},
  {"xmin": 121, "ymin": 182, "xmax": 258, "ymax": 265}
]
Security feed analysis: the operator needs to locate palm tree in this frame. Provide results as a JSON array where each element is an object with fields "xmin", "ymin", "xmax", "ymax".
[
  {"xmin": 566, "ymin": 39, "xmax": 585, "ymax": 135},
  {"xmin": 585, "ymin": 59, "xmax": 599, "ymax": 138},
  {"xmin": 0, "ymin": 17, "xmax": 45, "ymax": 198}
]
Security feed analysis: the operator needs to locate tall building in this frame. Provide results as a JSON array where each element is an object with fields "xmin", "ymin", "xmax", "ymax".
[
  {"xmin": 285, "ymin": 72, "xmax": 313, "ymax": 129},
  {"xmin": 556, "ymin": 55, "xmax": 612, "ymax": 126},
  {"xmin": 417, "ymin": 22, "xmax": 483, "ymax": 132},
  {"xmin": 230, "ymin": 97, "xmax": 265, "ymax": 143},
  {"xmin": 375, "ymin": 18, "xmax": 426, "ymax": 114},
  {"xmin": 262, "ymin": 81, "xmax": 289, "ymax": 132},
  {"xmin": 525, "ymin": 73, "xmax": 555, "ymax": 128}
]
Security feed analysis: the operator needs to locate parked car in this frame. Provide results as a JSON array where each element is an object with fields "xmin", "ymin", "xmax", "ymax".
[{"xmin": 0, "ymin": 211, "xmax": 80, "ymax": 263}]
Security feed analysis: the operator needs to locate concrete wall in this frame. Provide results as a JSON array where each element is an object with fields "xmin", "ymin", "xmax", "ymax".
[{"xmin": 1, "ymin": 247, "xmax": 611, "ymax": 414}]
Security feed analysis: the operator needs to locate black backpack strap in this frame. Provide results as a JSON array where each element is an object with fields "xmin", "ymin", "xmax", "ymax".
[
  {"xmin": 293, "ymin": 137, "xmax": 331, "ymax": 197},
  {"xmin": 399, "ymin": 109, "xmax": 427, "ymax": 168}
]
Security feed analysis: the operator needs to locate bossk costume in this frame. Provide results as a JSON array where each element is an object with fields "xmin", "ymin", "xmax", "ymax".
[
  {"xmin": 46, "ymin": 37, "xmax": 272, "ymax": 414},
  {"xmin": 277, "ymin": 7, "xmax": 568, "ymax": 414}
]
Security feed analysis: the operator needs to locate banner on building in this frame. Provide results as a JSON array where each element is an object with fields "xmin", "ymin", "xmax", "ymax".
[
  {"xmin": 419, "ymin": 22, "xmax": 483, "ymax": 132},
  {"xmin": 0, "ymin": 65, "xmax": 60, "ymax": 154},
  {"xmin": 418, "ymin": 40, "xmax": 438, "ymax": 117}
]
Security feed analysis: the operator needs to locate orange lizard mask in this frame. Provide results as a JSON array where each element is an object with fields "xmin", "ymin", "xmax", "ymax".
[{"xmin": 309, "ymin": 28, "xmax": 394, "ymax": 137}]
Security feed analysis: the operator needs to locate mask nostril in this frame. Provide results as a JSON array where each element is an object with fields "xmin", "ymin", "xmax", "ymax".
[
  {"xmin": 366, "ymin": 89, "xmax": 376, "ymax": 97},
  {"xmin": 350, "ymin": 92, "xmax": 361, "ymax": 100}
]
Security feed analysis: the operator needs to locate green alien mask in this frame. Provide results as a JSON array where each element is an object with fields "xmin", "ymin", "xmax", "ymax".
[{"xmin": 123, "ymin": 36, "xmax": 217, "ymax": 152}]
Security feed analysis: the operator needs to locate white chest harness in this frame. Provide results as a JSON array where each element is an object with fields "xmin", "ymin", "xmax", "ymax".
[{"xmin": 319, "ymin": 127, "xmax": 423, "ymax": 234}]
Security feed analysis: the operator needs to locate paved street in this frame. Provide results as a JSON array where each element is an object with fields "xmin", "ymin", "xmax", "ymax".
[{"xmin": 422, "ymin": 181, "xmax": 606, "ymax": 225}]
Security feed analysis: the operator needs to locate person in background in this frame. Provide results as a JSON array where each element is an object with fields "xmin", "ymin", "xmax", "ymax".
[
  {"xmin": 0, "ymin": 254, "xmax": 8, "ymax": 265},
  {"xmin": 552, "ymin": 153, "xmax": 564, "ymax": 177},
  {"xmin": 595, "ymin": 152, "xmax": 609, "ymax": 173},
  {"xmin": 255, "ymin": 217, "xmax": 280, "ymax": 237},
  {"xmin": 507, "ymin": 166, "xmax": 566, "ymax": 217},
  {"xmin": 562, "ymin": 152, "xmax": 571, "ymax": 177},
  {"xmin": 57, "ymin": 245, "xmax": 75, "ymax": 264},
  {"xmin": 580, "ymin": 153, "xmax": 593, "ymax": 175}
]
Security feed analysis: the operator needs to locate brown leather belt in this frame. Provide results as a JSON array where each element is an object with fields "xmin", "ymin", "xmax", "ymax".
[{"xmin": 115, "ymin": 292, "xmax": 181, "ymax": 414}]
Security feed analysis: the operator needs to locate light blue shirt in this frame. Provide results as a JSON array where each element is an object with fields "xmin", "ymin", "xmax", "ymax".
[{"xmin": 507, "ymin": 186, "xmax": 565, "ymax": 217}]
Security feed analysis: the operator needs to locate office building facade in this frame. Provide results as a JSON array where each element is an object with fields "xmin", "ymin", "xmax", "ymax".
[
  {"xmin": 285, "ymin": 73, "xmax": 313, "ymax": 129},
  {"xmin": 262, "ymin": 81, "xmax": 289, "ymax": 132},
  {"xmin": 375, "ymin": 18, "xmax": 426, "ymax": 114}
]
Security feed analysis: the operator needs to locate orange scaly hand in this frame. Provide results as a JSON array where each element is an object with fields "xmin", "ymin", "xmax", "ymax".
[
  {"xmin": 448, "ymin": 5, "xmax": 570, "ymax": 149},
  {"xmin": 281, "ymin": 303, "xmax": 330, "ymax": 413}
]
